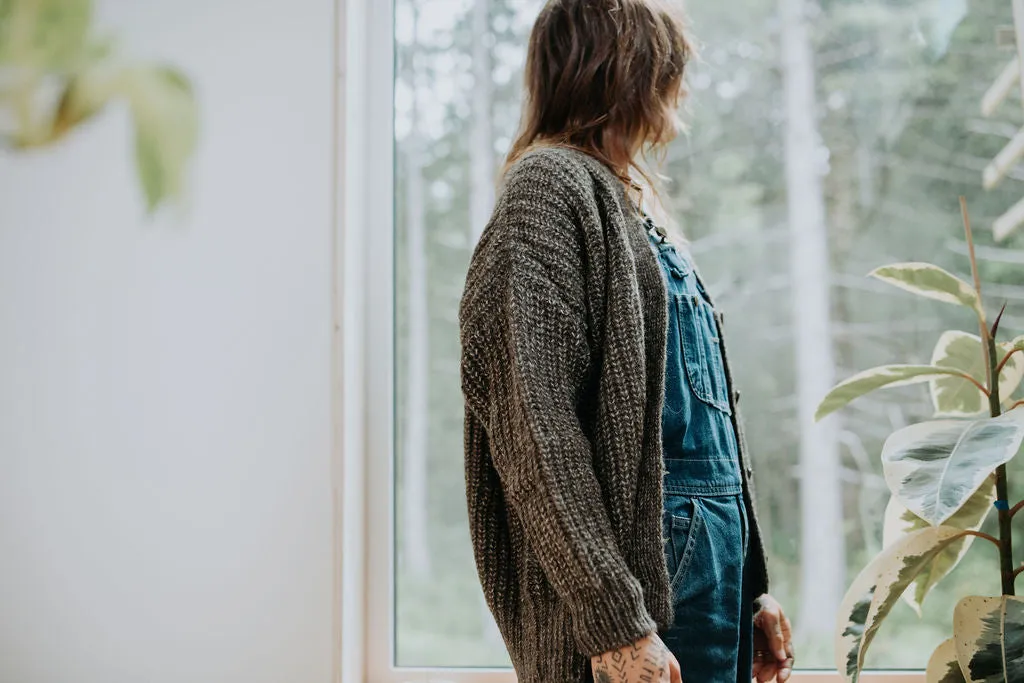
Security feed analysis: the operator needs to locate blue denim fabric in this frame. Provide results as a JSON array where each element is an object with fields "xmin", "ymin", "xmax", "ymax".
[{"xmin": 646, "ymin": 219, "xmax": 753, "ymax": 683}]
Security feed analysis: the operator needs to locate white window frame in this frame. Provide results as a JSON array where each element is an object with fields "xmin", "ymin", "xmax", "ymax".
[{"xmin": 334, "ymin": 0, "xmax": 925, "ymax": 681}]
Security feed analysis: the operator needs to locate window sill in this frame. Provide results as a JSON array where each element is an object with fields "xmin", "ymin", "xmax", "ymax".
[{"xmin": 366, "ymin": 668, "xmax": 924, "ymax": 683}]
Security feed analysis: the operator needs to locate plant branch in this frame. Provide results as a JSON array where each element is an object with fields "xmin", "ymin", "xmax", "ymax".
[
  {"xmin": 1007, "ymin": 400, "xmax": 1024, "ymax": 412},
  {"xmin": 1011, "ymin": 500, "xmax": 1024, "ymax": 518},
  {"xmin": 1015, "ymin": 564, "xmax": 1024, "ymax": 580},
  {"xmin": 998, "ymin": 348, "xmax": 1023, "ymax": 375},
  {"xmin": 949, "ymin": 372, "xmax": 992, "ymax": 397},
  {"xmin": 964, "ymin": 530, "xmax": 1002, "ymax": 548}
]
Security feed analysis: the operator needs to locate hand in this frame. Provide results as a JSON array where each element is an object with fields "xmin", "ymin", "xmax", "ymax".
[
  {"xmin": 591, "ymin": 632, "xmax": 682, "ymax": 683},
  {"xmin": 752, "ymin": 594, "xmax": 794, "ymax": 682}
]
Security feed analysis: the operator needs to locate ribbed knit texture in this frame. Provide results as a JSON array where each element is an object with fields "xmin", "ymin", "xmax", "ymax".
[{"xmin": 460, "ymin": 145, "xmax": 769, "ymax": 683}]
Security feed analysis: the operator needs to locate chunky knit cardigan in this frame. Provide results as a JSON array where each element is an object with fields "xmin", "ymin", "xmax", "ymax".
[{"xmin": 459, "ymin": 145, "xmax": 769, "ymax": 683}]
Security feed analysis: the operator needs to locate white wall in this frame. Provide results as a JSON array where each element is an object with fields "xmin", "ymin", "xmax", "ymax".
[{"xmin": 0, "ymin": 2, "xmax": 336, "ymax": 682}]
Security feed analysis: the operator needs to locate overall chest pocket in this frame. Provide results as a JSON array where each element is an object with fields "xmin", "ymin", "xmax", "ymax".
[{"xmin": 677, "ymin": 293, "xmax": 732, "ymax": 414}]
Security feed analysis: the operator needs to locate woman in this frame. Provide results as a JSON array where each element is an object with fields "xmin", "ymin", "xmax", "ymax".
[{"xmin": 459, "ymin": 1, "xmax": 795, "ymax": 681}]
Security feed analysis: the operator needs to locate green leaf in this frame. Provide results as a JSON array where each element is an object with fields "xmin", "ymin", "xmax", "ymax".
[
  {"xmin": 882, "ymin": 479, "xmax": 995, "ymax": 614},
  {"xmin": 123, "ymin": 66, "xmax": 199, "ymax": 211},
  {"xmin": 953, "ymin": 595, "xmax": 1024, "ymax": 682},
  {"xmin": 836, "ymin": 526, "xmax": 970, "ymax": 682},
  {"xmin": 882, "ymin": 410, "xmax": 1024, "ymax": 525},
  {"xmin": 0, "ymin": 0, "xmax": 93, "ymax": 70},
  {"xmin": 816, "ymin": 365, "xmax": 970, "ymax": 421},
  {"xmin": 931, "ymin": 332, "xmax": 1024, "ymax": 417},
  {"xmin": 870, "ymin": 263, "xmax": 982, "ymax": 315},
  {"xmin": 50, "ymin": 61, "xmax": 127, "ymax": 141},
  {"xmin": 928, "ymin": 638, "xmax": 967, "ymax": 683}
]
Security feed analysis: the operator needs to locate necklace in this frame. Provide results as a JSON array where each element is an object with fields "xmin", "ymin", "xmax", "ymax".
[
  {"xmin": 627, "ymin": 188, "xmax": 670, "ymax": 243},
  {"xmin": 642, "ymin": 211, "xmax": 669, "ymax": 243}
]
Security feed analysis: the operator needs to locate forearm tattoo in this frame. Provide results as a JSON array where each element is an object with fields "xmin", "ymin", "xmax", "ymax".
[{"xmin": 592, "ymin": 638, "xmax": 669, "ymax": 683}]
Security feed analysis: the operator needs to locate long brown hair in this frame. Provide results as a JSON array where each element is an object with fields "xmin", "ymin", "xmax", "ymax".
[{"xmin": 505, "ymin": 0, "xmax": 694, "ymax": 210}]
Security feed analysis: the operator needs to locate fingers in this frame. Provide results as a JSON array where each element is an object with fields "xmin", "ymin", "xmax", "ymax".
[
  {"xmin": 777, "ymin": 659, "xmax": 793, "ymax": 683},
  {"xmin": 755, "ymin": 661, "xmax": 777, "ymax": 683},
  {"xmin": 751, "ymin": 649, "xmax": 766, "ymax": 678},
  {"xmin": 776, "ymin": 637, "xmax": 795, "ymax": 683},
  {"xmin": 766, "ymin": 614, "xmax": 786, "ymax": 661},
  {"xmin": 752, "ymin": 595, "xmax": 796, "ymax": 681},
  {"xmin": 778, "ymin": 607, "xmax": 794, "ymax": 680},
  {"xmin": 755, "ymin": 602, "xmax": 788, "ymax": 662}
]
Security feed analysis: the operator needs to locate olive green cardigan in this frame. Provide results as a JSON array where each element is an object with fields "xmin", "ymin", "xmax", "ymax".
[{"xmin": 460, "ymin": 145, "xmax": 768, "ymax": 683}]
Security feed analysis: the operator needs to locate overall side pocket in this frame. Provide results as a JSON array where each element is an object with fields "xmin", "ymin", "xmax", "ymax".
[{"xmin": 666, "ymin": 497, "xmax": 704, "ymax": 596}]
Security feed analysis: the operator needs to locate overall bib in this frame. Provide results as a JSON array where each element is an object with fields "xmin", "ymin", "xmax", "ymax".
[{"xmin": 646, "ymin": 216, "xmax": 755, "ymax": 683}]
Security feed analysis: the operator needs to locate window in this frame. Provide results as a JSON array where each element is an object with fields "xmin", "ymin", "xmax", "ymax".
[{"xmin": 342, "ymin": 0, "xmax": 1024, "ymax": 679}]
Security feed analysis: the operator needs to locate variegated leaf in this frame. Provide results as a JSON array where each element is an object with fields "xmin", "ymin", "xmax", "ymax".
[
  {"xmin": 836, "ymin": 526, "xmax": 969, "ymax": 682},
  {"xmin": 930, "ymin": 332, "xmax": 1024, "ymax": 417},
  {"xmin": 928, "ymin": 638, "xmax": 967, "ymax": 683},
  {"xmin": 1003, "ymin": 336, "xmax": 1024, "ymax": 399},
  {"xmin": 870, "ymin": 263, "xmax": 982, "ymax": 315},
  {"xmin": 816, "ymin": 365, "xmax": 970, "ymax": 421},
  {"xmin": 882, "ymin": 479, "xmax": 995, "ymax": 615},
  {"xmin": 881, "ymin": 411, "xmax": 1024, "ymax": 525},
  {"xmin": 1001, "ymin": 336, "xmax": 1024, "ymax": 400},
  {"xmin": 953, "ymin": 595, "xmax": 1024, "ymax": 682}
]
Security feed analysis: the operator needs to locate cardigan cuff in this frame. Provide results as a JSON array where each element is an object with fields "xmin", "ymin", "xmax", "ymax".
[{"xmin": 570, "ymin": 578, "xmax": 658, "ymax": 657}]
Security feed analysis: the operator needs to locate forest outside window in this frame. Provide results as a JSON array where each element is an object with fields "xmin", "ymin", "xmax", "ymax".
[{"xmin": 386, "ymin": 0, "xmax": 1024, "ymax": 675}]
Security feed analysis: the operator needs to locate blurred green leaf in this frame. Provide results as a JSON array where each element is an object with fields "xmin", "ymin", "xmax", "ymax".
[
  {"xmin": 0, "ymin": 0, "xmax": 93, "ymax": 70},
  {"xmin": 124, "ymin": 66, "xmax": 199, "ymax": 211},
  {"xmin": 50, "ymin": 60, "xmax": 126, "ymax": 141}
]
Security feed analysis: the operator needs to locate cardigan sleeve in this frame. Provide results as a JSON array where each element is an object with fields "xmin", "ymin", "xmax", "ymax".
[{"xmin": 459, "ymin": 150, "xmax": 657, "ymax": 656}]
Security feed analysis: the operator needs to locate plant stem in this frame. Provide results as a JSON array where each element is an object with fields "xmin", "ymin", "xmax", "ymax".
[
  {"xmin": 989, "ymin": 307, "xmax": 1014, "ymax": 596},
  {"xmin": 995, "ymin": 465, "xmax": 1014, "ymax": 596},
  {"xmin": 961, "ymin": 197, "xmax": 984, "ymax": 299},
  {"xmin": 963, "ymin": 197, "xmax": 1015, "ymax": 596}
]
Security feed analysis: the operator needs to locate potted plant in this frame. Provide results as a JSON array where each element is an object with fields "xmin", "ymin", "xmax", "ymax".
[
  {"xmin": 0, "ymin": 0, "xmax": 198, "ymax": 210},
  {"xmin": 817, "ymin": 198, "xmax": 1024, "ymax": 682}
]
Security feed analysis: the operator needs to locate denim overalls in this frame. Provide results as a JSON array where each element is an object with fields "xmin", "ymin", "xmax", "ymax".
[{"xmin": 646, "ymin": 215, "xmax": 754, "ymax": 683}]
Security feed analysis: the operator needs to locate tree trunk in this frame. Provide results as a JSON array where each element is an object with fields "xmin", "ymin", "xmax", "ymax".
[
  {"xmin": 401, "ymin": 9, "xmax": 431, "ymax": 578},
  {"xmin": 779, "ymin": 0, "xmax": 845, "ymax": 640}
]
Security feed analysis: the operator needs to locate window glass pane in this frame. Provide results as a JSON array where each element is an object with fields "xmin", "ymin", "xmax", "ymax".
[{"xmin": 394, "ymin": 0, "xmax": 1024, "ymax": 669}]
